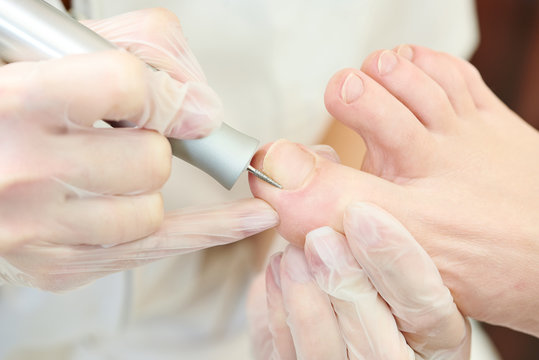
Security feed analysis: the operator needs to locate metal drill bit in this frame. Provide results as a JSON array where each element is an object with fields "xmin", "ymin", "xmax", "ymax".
[{"xmin": 247, "ymin": 165, "xmax": 283, "ymax": 189}]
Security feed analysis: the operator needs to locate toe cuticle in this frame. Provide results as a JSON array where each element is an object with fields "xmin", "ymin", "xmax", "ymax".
[
  {"xmin": 378, "ymin": 50, "xmax": 398, "ymax": 75},
  {"xmin": 340, "ymin": 73, "xmax": 364, "ymax": 104}
]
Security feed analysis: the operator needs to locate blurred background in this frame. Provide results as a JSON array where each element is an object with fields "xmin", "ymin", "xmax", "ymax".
[
  {"xmin": 472, "ymin": 0, "xmax": 538, "ymax": 130},
  {"xmin": 471, "ymin": 0, "xmax": 539, "ymax": 358}
]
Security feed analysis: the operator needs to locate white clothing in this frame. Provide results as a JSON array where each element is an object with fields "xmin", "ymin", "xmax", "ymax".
[{"xmin": 1, "ymin": 1, "xmax": 499, "ymax": 359}]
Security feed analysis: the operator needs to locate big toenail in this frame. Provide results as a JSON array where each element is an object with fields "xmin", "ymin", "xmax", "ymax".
[
  {"xmin": 341, "ymin": 73, "xmax": 364, "ymax": 104},
  {"xmin": 397, "ymin": 44, "xmax": 414, "ymax": 61},
  {"xmin": 262, "ymin": 139, "xmax": 315, "ymax": 190},
  {"xmin": 378, "ymin": 50, "xmax": 398, "ymax": 75}
]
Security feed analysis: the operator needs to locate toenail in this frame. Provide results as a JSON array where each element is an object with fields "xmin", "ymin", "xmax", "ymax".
[
  {"xmin": 397, "ymin": 44, "xmax": 414, "ymax": 61},
  {"xmin": 340, "ymin": 73, "xmax": 364, "ymax": 104},
  {"xmin": 262, "ymin": 139, "xmax": 315, "ymax": 190},
  {"xmin": 377, "ymin": 50, "xmax": 398, "ymax": 75}
]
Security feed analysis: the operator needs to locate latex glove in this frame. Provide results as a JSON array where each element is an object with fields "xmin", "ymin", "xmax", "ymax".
[
  {"xmin": 1, "ymin": 198, "xmax": 278, "ymax": 291},
  {"xmin": 0, "ymin": 9, "xmax": 271, "ymax": 291},
  {"xmin": 81, "ymin": 9, "xmax": 223, "ymax": 138},
  {"xmin": 248, "ymin": 202, "xmax": 470, "ymax": 359}
]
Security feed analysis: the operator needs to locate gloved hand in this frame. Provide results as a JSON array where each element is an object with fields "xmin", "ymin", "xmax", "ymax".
[
  {"xmin": 1, "ymin": 198, "xmax": 277, "ymax": 291},
  {"xmin": 0, "ymin": 9, "xmax": 278, "ymax": 291},
  {"xmin": 248, "ymin": 202, "xmax": 470, "ymax": 359},
  {"xmin": 80, "ymin": 9, "xmax": 223, "ymax": 138}
]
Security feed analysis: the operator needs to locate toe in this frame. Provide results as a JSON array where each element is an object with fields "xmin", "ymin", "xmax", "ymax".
[
  {"xmin": 440, "ymin": 52, "xmax": 503, "ymax": 111},
  {"xmin": 324, "ymin": 69, "xmax": 433, "ymax": 178},
  {"xmin": 361, "ymin": 49, "xmax": 457, "ymax": 132},
  {"xmin": 395, "ymin": 45, "xmax": 476, "ymax": 116},
  {"xmin": 249, "ymin": 139, "xmax": 398, "ymax": 246}
]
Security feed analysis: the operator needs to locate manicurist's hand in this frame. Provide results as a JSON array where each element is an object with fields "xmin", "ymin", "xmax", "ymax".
[
  {"xmin": 248, "ymin": 202, "xmax": 470, "ymax": 359},
  {"xmin": 0, "ymin": 9, "xmax": 278, "ymax": 291}
]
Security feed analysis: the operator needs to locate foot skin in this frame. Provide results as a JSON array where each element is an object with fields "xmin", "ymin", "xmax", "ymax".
[{"xmin": 249, "ymin": 45, "xmax": 539, "ymax": 336}]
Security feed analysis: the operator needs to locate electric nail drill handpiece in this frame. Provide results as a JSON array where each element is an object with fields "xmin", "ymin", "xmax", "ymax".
[{"xmin": 0, "ymin": 0, "xmax": 281, "ymax": 190}]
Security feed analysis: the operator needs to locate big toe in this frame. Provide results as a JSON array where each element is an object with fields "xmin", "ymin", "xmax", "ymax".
[{"xmin": 249, "ymin": 139, "xmax": 398, "ymax": 246}]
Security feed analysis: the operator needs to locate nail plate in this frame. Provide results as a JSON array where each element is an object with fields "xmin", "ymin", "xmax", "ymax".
[
  {"xmin": 262, "ymin": 139, "xmax": 315, "ymax": 190},
  {"xmin": 397, "ymin": 44, "xmax": 414, "ymax": 61},
  {"xmin": 340, "ymin": 73, "xmax": 364, "ymax": 104},
  {"xmin": 377, "ymin": 50, "xmax": 398, "ymax": 75}
]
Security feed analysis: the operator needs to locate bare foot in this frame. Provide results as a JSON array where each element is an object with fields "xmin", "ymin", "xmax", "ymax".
[{"xmin": 249, "ymin": 45, "xmax": 539, "ymax": 336}]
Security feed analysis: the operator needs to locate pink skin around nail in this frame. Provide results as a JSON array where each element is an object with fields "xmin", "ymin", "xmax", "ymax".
[{"xmin": 249, "ymin": 139, "xmax": 391, "ymax": 247}]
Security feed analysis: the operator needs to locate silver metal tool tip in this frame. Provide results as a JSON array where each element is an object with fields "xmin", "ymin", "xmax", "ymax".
[{"xmin": 247, "ymin": 165, "xmax": 283, "ymax": 189}]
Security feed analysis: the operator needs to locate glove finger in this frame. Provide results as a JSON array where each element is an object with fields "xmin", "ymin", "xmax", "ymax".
[
  {"xmin": 308, "ymin": 144, "xmax": 341, "ymax": 163},
  {"xmin": 247, "ymin": 272, "xmax": 274, "ymax": 360},
  {"xmin": 0, "ymin": 177, "xmax": 163, "ymax": 248},
  {"xmin": 1, "ymin": 50, "xmax": 219, "ymax": 139},
  {"xmin": 68, "ymin": 198, "xmax": 277, "ymax": 259},
  {"xmin": 53, "ymin": 127, "xmax": 171, "ymax": 195},
  {"xmin": 82, "ymin": 9, "xmax": 223, "ymax": 139},
  {"xmin": 265, "ymin": 253, "xmax": 296, "ymax": 360},
  {"xmin": 305, "ymin": 227, "xmax": 412, "ymax": 360},
  {"xmin": 0, "ymin": 52, "xmax": 146, "ymax": 127},
  {"xmin": 344, "ymin": 202, "xmax": 470, "ymax": 358},
  {"xmin": 83, "ymin": 9, "xmax": 205, "ymax": 83},
  {"xmin": 0, "ymin": 192, "xmax": 164, "ymax": 290},
  {"xmin": 58, "ymin": 192, "xmax": 164, "ymax": 246},
  {"xmin": 280, "ymin": 245, "xmax": 347, "ymax": 360},
  {"xmin": 1, "ymin": 198, "xmax": 278, "ymax": 291}
]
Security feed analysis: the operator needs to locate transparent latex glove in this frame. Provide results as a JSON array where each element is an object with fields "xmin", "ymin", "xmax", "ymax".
[
  {"xmin": 81, "ymin": 9, "xmax": 223, "ymax": 138},
  {"xmin": 0, "ymin": 9, "xmax": 270, "ymax": 291},
  {"xmin": 1, "ymin": 199, "xmax": 278, "ymax": 291},
  {"xmin": 248, "ymin": 202, "xmax": 470, "ymax": 359}
]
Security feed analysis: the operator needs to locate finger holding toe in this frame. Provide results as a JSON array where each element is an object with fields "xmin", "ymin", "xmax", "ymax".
[
  {"xmin": 308, "ymin": 144, "xmax": 341, "ymax": 163},
  {"xmin": 344, "ymin": 202, "xmax": 471, "ymax": 358},
  {"xmin": 265, "ymin": 253, "xmax": 296, "ymax": 359},
  {"xmin": 305, "ymin": 227, "xmax": 411, "ymax": 359},
  {"xmin": 247, "ymin": 273, "xmax": 274, "ymax": 360},
  {"xmin": 280, "ymin": 245, "xmax": 347, "ymax": 359}
]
